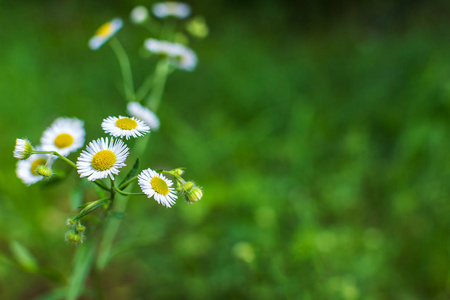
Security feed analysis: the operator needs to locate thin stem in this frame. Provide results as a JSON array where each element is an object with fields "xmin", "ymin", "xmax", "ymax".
[
  {"xmin": 93, "ymin": 180, "xmax": 110, "ymax": 191},
  {"xmin": 32, "ymin": 150, "xmax": 77, "ymax": 169},
  {"xmin": 146, "ymin": 58, "xmax": 170, "ymax": 111},
  {"xmin": 118, "ymin": 176, "xmax": 138, "ymax": 190},
  {"xmin": 109, "ymin": 38, "xmax": 135, "ymax": 102},
  {"xmin": 74, "ymin": 198, "xmax": 110, "ymax": 220},
  {"xmin": 113, "ymin": 187, "xmax": 145, "ymax": 196},
  {"xmin": 136, "ymin": 73, "xmax": 154, "ymax": 102}
]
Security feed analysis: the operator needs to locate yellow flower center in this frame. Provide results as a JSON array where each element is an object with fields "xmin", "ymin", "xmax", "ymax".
[
  {"xmin": 92, "ymin": 150, "xmax": 116, "ymax": 171},
  {"xmin": 151, "ymin": 177, "xmax": 170, "ymax": 195},
  {"xmin": 30, "ymin": 158, "xmax": 47, "ymax": 176},
  {"xmin": 54, "ymin": 133, "xmax": 74, "ymax": 149},
  {"xmin": 95, "ymin": 22, "xmax": 114, "ymax": 38},
  {"xmin": 116, "ymin": 118, "xmax": 138, "ymax": 130}
]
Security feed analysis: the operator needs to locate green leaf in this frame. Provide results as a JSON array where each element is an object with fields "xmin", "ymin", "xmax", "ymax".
[
  {"xmin": 119, "ymin": 158, "xmax": 139, "ymax": 188},
  {"xmin": 9, "ymin": 240, "xmax": 38, "ymax": 273}
]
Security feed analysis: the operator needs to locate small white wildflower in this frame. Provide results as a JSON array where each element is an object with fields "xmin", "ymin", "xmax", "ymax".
[
  {"xmin": 127, "ymin": 102, "xmax": 160, "ymax": 130},
  {"xmin": 101, "ymin": 116, "xmax": 150, "ymax": 140},
  {"xmin": 138, "ymin": 168, "xmax": 177, "ymax": 208},
  {"xmin": 152, "ymin": 2, "xmax": 191, "ymax": 19},
  {"xmin": 130, "ymin": 6, "xmax": 149, "ymax": 24},
  {"xmin": 41, "ymin": 117, "xmax": 85, "ymax": 157},
  {"xmin": 16, "ymin": 149, "xmax": 53, "ymax": 185},
  {"xmin": 88, "ymin": 18, "xmax": 123, "ymax": 50},
  {"xmin": 144, "ymin": 39, "xmax": 197, "ymax": 71},
  {"xmin": 76, "ymin": 137, "xmax": 129, "ymax": 181}
]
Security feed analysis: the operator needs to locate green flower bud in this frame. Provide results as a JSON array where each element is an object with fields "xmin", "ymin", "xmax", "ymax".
[
  {"xmin": 172, "ymin": 168, "xmax": 185, "ymax": 176},
  {"xmin": 177, "ymin": 181, "xmax": 194, "ymax": 193},
  {"xmin": 65, "ymin": 231, "xmax": 83, "ymax": 244},
  {"xmin": 186, "ymin": 16, "xmax": 209, "ymax": 38},
  {"xmin": 66, "ymin": 218, "xmax": 76, "ymax": 226},
  {"xmin": 36, "ymin": 165, "xmax": 52, "ymax": 178},
  {"xmin": 76, "ymin": 225, "xmax": 86, "ymax": 233},
  {"xmin": 186, "ymin": 186, "xmax": 202, "ymax": 203},
  {"xmin": 13, "ymin": 138, "xmax": 33, "ymax": 160}
]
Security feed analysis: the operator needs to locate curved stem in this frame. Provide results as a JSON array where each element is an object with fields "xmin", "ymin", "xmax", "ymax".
[
  {"xmin": 109, "ymin": 38, "xmax": 135, "ymax": 102},
  {"xmin": 113, "ymin": 186, "xmax": 145, "ymax": 196},
  {"xmin": 32, "ymin": 150, "xmax": 77, "ymax": 169},
  {"xmin": 118, "ymin": 176, "xmax": 138, "ymax": 190}
]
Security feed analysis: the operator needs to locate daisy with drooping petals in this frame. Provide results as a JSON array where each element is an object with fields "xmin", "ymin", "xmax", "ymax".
[
  {"xmin": 14, "ymin": 138, "xmax": 33, "ymax": 160},
  {"xmin": 16, "ymin": 148, "xmax": 53, "ymax": 185},
  {"xmin": 171, "ymin": 44, "xmax": 197, "ymax": 71},
  {"xmin": 144, "ymin": 39, "xmax": 181, "ymax": 57},
  {"xmin": 138, "ymin": 168, "xmax": 177, "ymax": 207},
  {"xmin": 41, "ymin": 117, "xmax": 85, "ymax": 157},
  {"xmin": 88, "ymin": 18, "xmax": 123, "ymax": 50},
  {"xmin": 144, "ymin": 39, "xmax": 198, "ymax": 71},
  {"xmin": 127, "ymin": 102, "xmax": 160, "ymax": 130},
  {"xmin": 152, "ymin": 2, "xmax": 191, "ymax": 19},
  {"xmin": 102, "ymin": 116, "xmax": 150, "ymax": 140},
  {"xmin": 77, "ymin": 138, "xmax": 129, "ymax": 181}
]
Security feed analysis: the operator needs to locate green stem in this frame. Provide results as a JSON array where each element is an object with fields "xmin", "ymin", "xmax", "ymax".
[
  {"xmin": 74, "ymin": 199, "xmax": 110, "ymax": 220},
  {"xmin": 146, "ymin": 58, "xmax": 170, "ymax": 111},
  {"xmin": 66, "ymin": 241, "xmax": 95, "ymax": 300},
  {"xmin": 109, "ymin": 38, "xmax": 135, "ymax": 102},
  {"xmin": 136, "ymin": 73, "xmax": 154, "ymax": 102},
  {"xmin": 113, "ymin": 187, "xmax": 145, "ymax": 196},
  {"xmin": 118, "ymin": 176, "xmax": 138, "ymax": 190},
  {"xmin": 33, "ymin": 150, "xmax": 77, "ymax": 169}
]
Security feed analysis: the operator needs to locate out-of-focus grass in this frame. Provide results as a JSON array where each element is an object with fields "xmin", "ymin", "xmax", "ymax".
[{"xmin": 0, "ymin": 1, "xmax": 449, "ymax": 299}]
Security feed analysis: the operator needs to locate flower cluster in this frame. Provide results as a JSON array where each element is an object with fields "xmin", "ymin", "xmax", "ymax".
[{"xmin": 13, "ymin": 2, "xmax": 205, "ymax": 245}]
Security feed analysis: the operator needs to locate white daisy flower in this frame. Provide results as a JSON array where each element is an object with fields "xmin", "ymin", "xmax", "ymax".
[
  {"xmin": 144, "ymin": 39, "xmax": 197, "ymax": 71},
  {"xmin": 152, "ymin": 2, "xmax": 191, "ymax": 19},
  {"xmin": 127, "ymin": 102, "xmax": 160, "ymax": 130},
  {"xmin": 16, "ymin": 149, "xmax": 52, "ymax": 185},
  {"xmin": 130, "ymin": 6, "xmax": 149, "ymax": 24},
  {"xmin": 138, "ymin": 168, "xmax": 177, "ymax": 208},
  {"xmin": 88, "ymin": 18, "xmax": 123, "ymax": 50},
  {"xmin": 77, "ymin": 138, "xmax": 129, "ymax": 181},
  {"xmin": 144, "ymin": 38, "xmax": 182, "ymax": 57},
  {"xmin": 41, "ymin": 117, "xmax": 85, "ymax": 157},
  {"xmin": 171, "ymin": 44, "xmax": 197, "ymax": 71},
  {"xmin": 102, "ymin": 116, "xmax": 150, "ymax": 140},
  {"xmin": 14, "ymin": 138, "xmax": 33, "ymax": 160}
]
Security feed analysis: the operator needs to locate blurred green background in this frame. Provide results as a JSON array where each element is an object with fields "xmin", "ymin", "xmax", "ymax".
[{"xmin": 1, "ymin": 0, "xmax": 450, "ymax": 299}]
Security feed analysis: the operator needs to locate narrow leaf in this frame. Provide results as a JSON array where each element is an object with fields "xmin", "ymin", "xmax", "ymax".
[{"xmin": 9, "ymin": 240, "xmax": 38, "ymax": 273}]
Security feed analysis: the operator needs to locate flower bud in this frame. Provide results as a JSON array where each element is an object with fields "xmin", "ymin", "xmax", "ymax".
[
  {"xmin": 186, "ymin": 186, "xmax": 202, "ymax": 203},
  {"xmin": 36, "ymin": 165, "xmax": 52, "ymax": 178},
  {"xmin": 177, "ymin": 181, "xmax": 194, "ymax": 193},
  {"xmin": 65, "ymin": 231, "xmax": 83, "ymax": 244},
  {"xmin": 66, "ymin": 218, "xmax": 76, "ymax": 226},
  {"xmin": 186, "ymin": 16, "xmax": 209, "ymax": 38},
  {"xmin": 172, "ymin": 168, "xmax": 185, "ymax": 176},
  {"xmin": 130, "ymin": 5, "xmax": 149, "ymax": 24},
  {"xmin": 14, "ymin": 138, "xmax": 33, "ymax": 160},
  {"xmin": 76, "ymin": 225, "xmax": 86, "ymax": 233}
]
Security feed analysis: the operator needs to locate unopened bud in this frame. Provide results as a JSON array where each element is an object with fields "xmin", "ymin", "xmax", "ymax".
[
  {"xmin": 65, "ymin": 231, "xmax": 83, "ymax": 244},
  {"xmin": 76, "ymin": 225, "xmax": 86, "ymax": 233},
  {"xmin": 130, "ymin": 5, "xmax": 149, "ymax": 24},
  {"xmin": 36, "ymin": 165, "xmax": 52, "ymax": 177},
  {"xmin": 186, "ymin": 186, "xmax": 202, "ymax": 203},
  {"xmin": 172, "ymin": 168, "xmax": 185, "ymax": 176},
  {"xmin": 186, "ymin": 16, "xmax": 209, "ymax": 38},
  {"xmin": 66, "ymin": 218, "xmax": 76, "ymax": 226},
  {"xmin": 13, "ymin": 138, "xmax": 33, "ymax": 160},
  {"xmin": 177, "ymin": 181, "xmax": 194, "ymax": 193}
]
